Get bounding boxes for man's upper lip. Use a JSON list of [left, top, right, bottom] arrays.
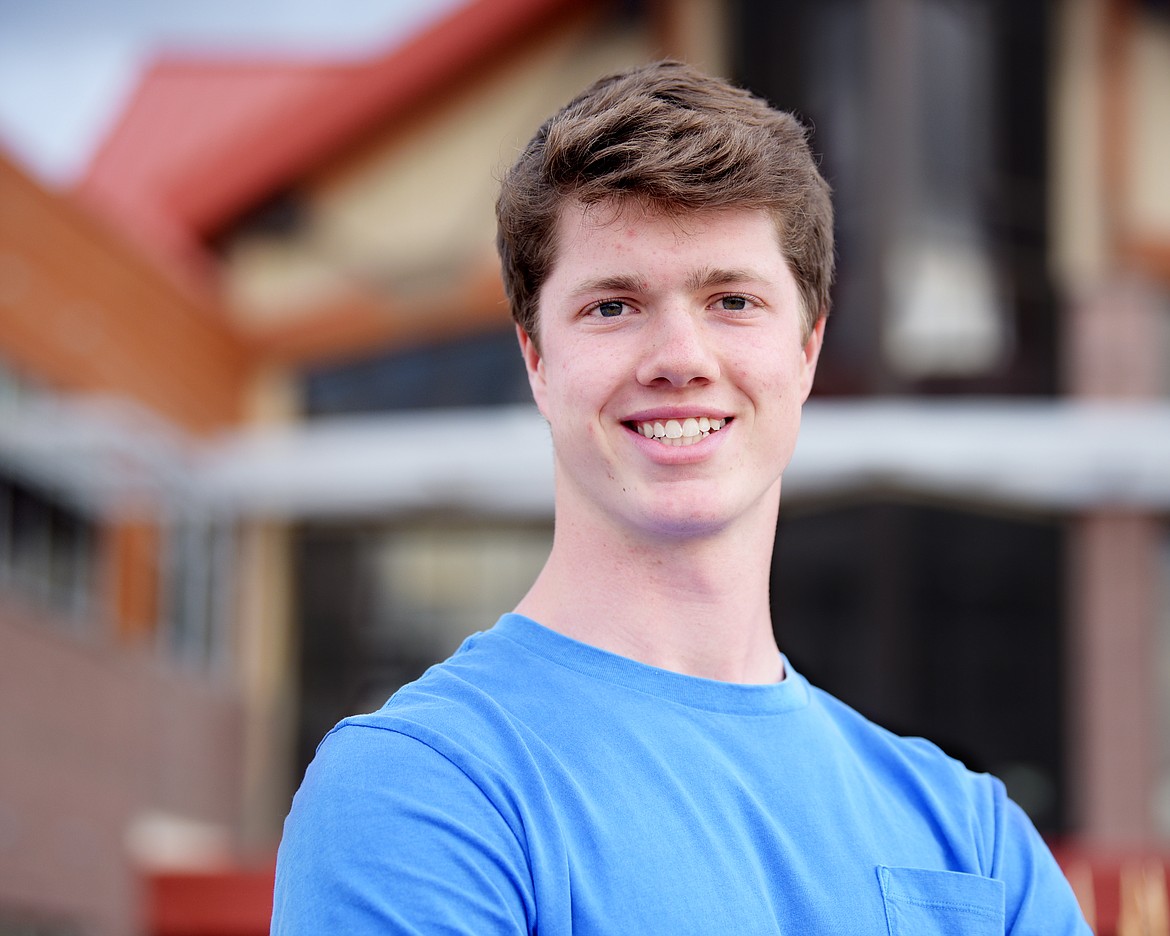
[[623, 406, 734, 423]]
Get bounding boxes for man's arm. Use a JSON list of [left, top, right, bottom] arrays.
[[271, 723, 533, 935], [996, 793, 1092, 935]]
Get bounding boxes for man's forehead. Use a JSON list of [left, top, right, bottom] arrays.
[[555, 198, 776, 239], [547, 200, 785, 280]]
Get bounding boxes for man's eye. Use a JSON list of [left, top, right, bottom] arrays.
[[595, 301, 626, 317], [719, 295, 748, 311]]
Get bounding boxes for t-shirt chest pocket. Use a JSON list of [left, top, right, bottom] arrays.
[[878, 866, 1006, 935]]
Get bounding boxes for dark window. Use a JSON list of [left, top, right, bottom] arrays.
[[772, 501, 1067, 832], [733, 0, 1056, 395], [161, 516, 235, 670], [0, 472, 96, 625], [292, 518, 550, 779], [303, 329, 531, 417]]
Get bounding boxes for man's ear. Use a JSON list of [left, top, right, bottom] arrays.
[[798, 314, 827, 404], [516, 324, 548, 417]]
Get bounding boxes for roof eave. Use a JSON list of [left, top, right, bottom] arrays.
[[166, 0, 596, 240]]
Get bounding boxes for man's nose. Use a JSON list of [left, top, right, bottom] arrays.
[[635, 307, 720, 387]]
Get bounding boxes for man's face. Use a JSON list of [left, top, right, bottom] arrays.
[[519, 201, 824, 542]]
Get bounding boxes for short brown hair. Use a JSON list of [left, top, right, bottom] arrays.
[[495, 60, 834, 342]]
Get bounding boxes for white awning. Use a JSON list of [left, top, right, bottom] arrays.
[[3, 398, 1170, 519]]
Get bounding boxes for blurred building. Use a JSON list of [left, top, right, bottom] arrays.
[[1, 0, 1168, 933], [0, 153, 251, 934]]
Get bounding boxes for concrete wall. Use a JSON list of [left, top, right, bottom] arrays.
[[0, 599, 245, 936]]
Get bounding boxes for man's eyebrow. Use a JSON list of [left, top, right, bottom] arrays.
[[685, 267, 764, 291], [570, 273, 647, 296], [571, 268, 766, 296]]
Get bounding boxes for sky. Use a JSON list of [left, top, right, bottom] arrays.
[[0, 0, 464, 187]]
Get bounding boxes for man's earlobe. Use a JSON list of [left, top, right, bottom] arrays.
[[517, 324, 541, 373], [799, 314, 827, 402], [517, 324, 547, 413]]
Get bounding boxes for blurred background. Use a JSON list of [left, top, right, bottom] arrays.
[[1, 0, 1168, 933]]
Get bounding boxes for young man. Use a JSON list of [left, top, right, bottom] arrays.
[[271, 61, 1089, 934]]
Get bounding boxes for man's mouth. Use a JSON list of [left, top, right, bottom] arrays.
[[627, 416, 729, 447]]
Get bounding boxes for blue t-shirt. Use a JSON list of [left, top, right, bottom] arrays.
[[272, 613, 1089, 934]]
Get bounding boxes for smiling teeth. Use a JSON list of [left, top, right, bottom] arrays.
[[634, 417, 726, 446]]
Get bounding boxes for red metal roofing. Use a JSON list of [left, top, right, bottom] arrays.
[[76, 0, 590, 261], [78, 57, 365, 278]]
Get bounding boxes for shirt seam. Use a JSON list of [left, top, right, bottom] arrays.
[[492, 627, 807, 718]]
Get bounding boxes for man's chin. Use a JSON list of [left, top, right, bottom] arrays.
[[624, 498, 739, 541]]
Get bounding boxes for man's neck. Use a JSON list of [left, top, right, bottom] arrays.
[[514, 497, 784, 685]]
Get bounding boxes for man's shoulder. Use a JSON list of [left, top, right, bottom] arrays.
[[314, 620, 553, 779], [806, 681, 1001, 809]]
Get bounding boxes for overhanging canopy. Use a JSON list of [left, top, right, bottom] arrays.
[[2, 398, 1169, 520]]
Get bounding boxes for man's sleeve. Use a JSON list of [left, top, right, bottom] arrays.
[[270, 722, 534, 936], [996, 792, 1092, 935]]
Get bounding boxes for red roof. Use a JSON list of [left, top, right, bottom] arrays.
[[76, 0, 589, 275], [78, 57, 366, 279]]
